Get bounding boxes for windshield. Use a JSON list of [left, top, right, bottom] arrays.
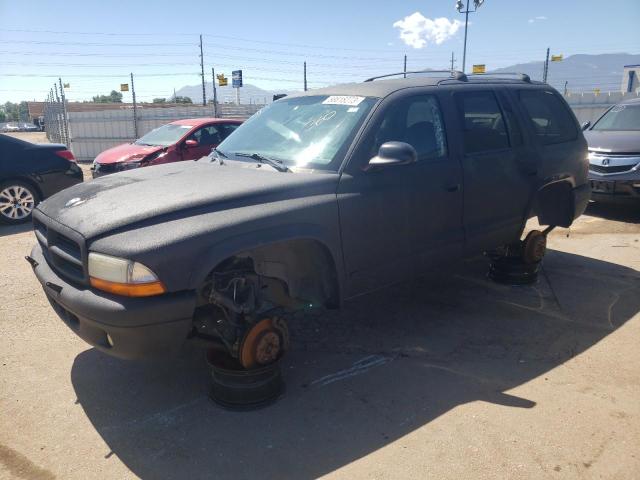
[[592, 104, 640, 131], [216, 95, 378, 170], [135, 124, 192, 146]]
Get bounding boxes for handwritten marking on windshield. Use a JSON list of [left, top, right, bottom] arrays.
[[303, 110, 337, 130]]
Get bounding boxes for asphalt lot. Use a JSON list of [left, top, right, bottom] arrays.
[[1, 134, 639, 479]]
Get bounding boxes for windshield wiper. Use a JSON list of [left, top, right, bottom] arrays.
[[233, 152, 290, 172], [210, 147, 228, 165]]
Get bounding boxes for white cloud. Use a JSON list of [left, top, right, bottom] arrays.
[[393, 12, 463, 49], [528, 15, 548, 23]]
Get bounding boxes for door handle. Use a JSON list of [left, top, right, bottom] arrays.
[[446, 184, 460, 192]]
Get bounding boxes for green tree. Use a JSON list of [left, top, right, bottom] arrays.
[[91, 90, 123, 103], [173, 96, 192, 104], [0, 110, 5, 122], [2, 101, 29, 122], [152, 98, 166, 103]]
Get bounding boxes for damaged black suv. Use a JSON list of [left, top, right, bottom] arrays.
[[28, 71, 590, 369]]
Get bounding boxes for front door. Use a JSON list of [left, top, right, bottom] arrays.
[[183, 123, 238, 160], [337, 91, 463, 298]]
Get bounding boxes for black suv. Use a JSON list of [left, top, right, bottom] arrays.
[[28, 71, 589, 369], [584, 97, 640, 203]]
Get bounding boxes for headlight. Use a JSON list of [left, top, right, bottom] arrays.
[[120, 161, 142, 170], [88, 252, 166, 297]]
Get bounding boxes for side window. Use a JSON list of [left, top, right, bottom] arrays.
[[219, 123, 240, 140], [190, 125, 222, 145], [497, 91, 523, 147], [518, 90, 578, 145], [372, 95, 447, 161], [457, 91, 509, 154]]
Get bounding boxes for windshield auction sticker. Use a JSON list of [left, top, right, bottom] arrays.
[[322, 96, 365, 106]]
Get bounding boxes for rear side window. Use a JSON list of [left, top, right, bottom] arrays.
[[518, 90, 577, 145], [497, 91, 523, 147], [456, 91, 509, 154], [219, 123, 240, 139]]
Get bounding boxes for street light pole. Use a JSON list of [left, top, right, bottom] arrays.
[[462, 0, 470, 73], [457, 0, 485, 73]]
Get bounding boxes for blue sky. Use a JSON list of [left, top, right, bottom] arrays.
[[0, 0, 638, 103]]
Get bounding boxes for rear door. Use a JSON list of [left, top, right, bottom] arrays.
[[338, 90, 463, 297], [453, 88, 534, 253]]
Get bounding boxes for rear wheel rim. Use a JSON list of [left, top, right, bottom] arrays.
[[0, 185, 35, 220]]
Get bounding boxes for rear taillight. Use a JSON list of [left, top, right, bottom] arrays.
[[55, 149, 76, 162]]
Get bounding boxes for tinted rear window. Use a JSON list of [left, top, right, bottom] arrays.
[[457, 91, 509, 154], [518, 90, 577, 145]]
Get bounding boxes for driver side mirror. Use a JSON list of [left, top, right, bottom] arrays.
[[184, 139, 199, 148], [365, 141, 417, 171], [581, 121, 591, 131]]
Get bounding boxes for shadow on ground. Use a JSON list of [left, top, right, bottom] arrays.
[[71, 250, 640, 479], [585, 202, 640, 224], [0, 222, 31, 238]]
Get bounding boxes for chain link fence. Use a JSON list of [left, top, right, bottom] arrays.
[[43, 99, 264, 162]]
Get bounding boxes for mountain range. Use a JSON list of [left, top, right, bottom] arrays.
[[173, 53, 639, 103]]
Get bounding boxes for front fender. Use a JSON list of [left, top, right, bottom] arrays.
[[188, 223, 346, 299]]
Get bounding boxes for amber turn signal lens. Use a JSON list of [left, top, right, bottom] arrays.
[[90, 277, 166, 297]]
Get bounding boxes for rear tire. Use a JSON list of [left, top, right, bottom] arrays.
[[522, 230, 547, 264], [0, 180, 40, 225]]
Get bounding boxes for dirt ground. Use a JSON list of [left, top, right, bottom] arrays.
[[0, 133, 639, 479]]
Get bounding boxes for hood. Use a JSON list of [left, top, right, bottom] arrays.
[[36, 161, 339, 239], [584, 130, 640, 154], [94, 143, 164, 164]]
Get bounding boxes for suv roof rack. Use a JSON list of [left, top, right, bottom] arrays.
[[465, 72, 531, 83], [364, 70, 467, 82]]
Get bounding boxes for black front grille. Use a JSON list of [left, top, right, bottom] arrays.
[[33, 217, 86, 284], [589, 164, 637, 174], [94, 163, 124, 175]]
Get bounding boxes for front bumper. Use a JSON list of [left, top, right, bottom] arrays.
[[29, 243, 197, 359], [588, 172, 640, 203], [91, 161, 141, 178]]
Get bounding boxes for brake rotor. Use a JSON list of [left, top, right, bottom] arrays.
[[239, 317, 289, 369], [522, 230, 547, 264]]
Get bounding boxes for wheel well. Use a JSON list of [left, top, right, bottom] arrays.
[[0, 177, 43, 201], [207, 239, 340, 309], [534, 181, 575, 228]]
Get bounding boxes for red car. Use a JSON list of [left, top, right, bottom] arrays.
[[91, 118, 242, 178]]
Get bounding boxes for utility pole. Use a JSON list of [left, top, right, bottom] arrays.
[[403, 54, 407, 78], [304, 61, 308, 91], [54, 84, 62, 144], [564, 80, 568, 96], [199, 34, 206, 106], [131, 72, 138, 139], [211, 67, 218, 117], [543, 47, 550, 83], [450, 51, 456, 71], [58, 78, 70, 148]]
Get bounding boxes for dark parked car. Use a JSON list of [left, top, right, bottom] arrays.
[[28, 71, 589, 370], [91, 118, 242, 177], [584, 97, 640, 203], [0, 134, 83, 225]]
